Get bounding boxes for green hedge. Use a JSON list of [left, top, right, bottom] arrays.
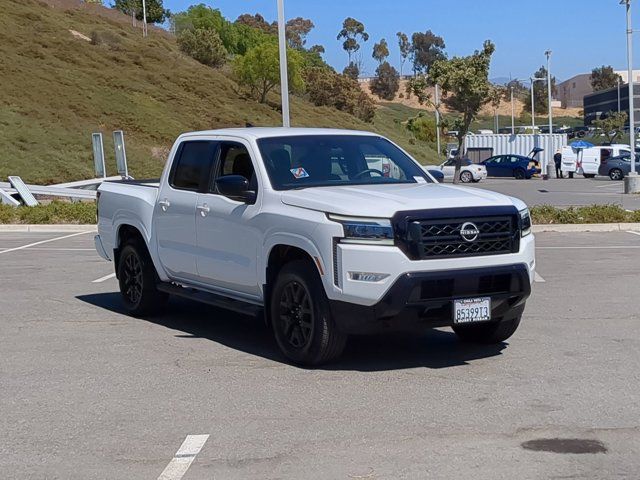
[[531, 205, 640, 224], [1, 202, 640, 225], [0, 201, 96, 224]]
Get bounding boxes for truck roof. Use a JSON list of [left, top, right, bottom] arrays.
[[178, 127, 379, 140]]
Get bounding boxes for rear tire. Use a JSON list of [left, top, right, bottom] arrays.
[[609, 168, 623, 181], [453, 316, 521, 344], [514, 169, 526, 180], [117, 242, 167, 317], [270, 260, 347, 366], [459, 171, 473, 183]]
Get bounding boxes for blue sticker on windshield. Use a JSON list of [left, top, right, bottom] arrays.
[[290, 167, 309, 179]]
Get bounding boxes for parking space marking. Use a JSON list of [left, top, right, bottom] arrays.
[[627, 231, 640, 237], [534, 272, 546, 283], [157, 434, 209, 480], [0, 231, 93, 255], [594, 183, 622, 188], [26, 248, 95, 251], [92, 273, 116, 283]]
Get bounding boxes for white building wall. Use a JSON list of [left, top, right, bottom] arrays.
[[464, 134, 568, 167]]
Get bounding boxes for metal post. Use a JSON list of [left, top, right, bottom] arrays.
[[277, 0, 290, 128], [545, 50, 553, 179], [624, 0, 637, 182], [435, 84, 441, 160], [510, 87, 515, 134], [142, 0, 147, 37], [530, 78, 536, 130]]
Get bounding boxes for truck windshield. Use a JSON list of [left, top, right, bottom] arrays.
[[256, 135, 431, 190]]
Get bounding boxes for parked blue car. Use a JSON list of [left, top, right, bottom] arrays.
[[481, 154, 539, 179]]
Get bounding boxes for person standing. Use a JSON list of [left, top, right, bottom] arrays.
[[554, 150, 563, 178]]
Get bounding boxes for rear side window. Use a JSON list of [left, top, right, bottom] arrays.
[[171, 141, 216, 191]]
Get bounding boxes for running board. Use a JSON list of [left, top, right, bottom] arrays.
[[157, 282, 263, 317]]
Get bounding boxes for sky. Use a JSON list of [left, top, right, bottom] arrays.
[[162, 0, 640, 82]]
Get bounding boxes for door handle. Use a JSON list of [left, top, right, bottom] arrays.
[[158, 199, 171, 211], [197, 204, 210, 216]]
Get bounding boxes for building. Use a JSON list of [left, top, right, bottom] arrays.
[[583, 83, 640, 126], [555, 69, 640, 109]]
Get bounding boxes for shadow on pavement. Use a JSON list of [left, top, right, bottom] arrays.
[[76, 292, 507, 372]]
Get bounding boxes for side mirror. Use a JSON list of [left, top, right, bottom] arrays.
[[215, 175, 256, 203], [427, 169, 445, 183]]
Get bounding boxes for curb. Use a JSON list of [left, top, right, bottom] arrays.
[[0, 224, 97, 233], [532, 223, 640, 233]]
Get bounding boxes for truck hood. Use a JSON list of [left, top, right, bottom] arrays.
[[280, 183, 520, 217]]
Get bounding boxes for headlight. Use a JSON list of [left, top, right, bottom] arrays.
[[520, 208, 532, 237], [328, 214, 394, 245]]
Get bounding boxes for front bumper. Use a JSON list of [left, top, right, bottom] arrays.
[[329, 263, 531, 335]]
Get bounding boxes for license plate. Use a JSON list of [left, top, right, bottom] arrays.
[[453, 297, 491, 324]]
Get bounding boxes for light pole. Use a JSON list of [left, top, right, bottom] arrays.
[[530, 77, 545, 130], [510, 86, 515, 133], [142, 0, 147, 37], [435, 84, 441, 160], [545, 50, 553, 179], [617, 76, 622, 113], [621, 0, 638, 192], [277, 0, 290, 127]]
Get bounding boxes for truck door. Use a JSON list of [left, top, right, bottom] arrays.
[[155, 140, 217, 282], [195, 139, 262, 299]]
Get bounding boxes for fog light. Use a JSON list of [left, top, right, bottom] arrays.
[[348, 272, 389, 282]]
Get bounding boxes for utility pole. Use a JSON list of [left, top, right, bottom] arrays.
[[618, 76, 622, 113], [277, 0, 290, 127], [435, 84, 441, 160], [545, 50, 553, 180], [142, 0, 147, 37], [510, 86, 515, 134], [622, 0, 639, 193]]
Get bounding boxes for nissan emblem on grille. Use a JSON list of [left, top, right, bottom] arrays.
[[459, 222, 480, 242]]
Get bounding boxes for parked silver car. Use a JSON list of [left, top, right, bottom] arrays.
[[597, 152, 640, 180]]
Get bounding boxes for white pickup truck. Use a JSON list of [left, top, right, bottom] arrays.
[[95, 128, 535, 365]]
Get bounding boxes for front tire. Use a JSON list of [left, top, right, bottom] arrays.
[[117, 242, 167, 316], [459, 170, 473, 183], [453, 316, 521, 344], [270, 260, 347, 366]]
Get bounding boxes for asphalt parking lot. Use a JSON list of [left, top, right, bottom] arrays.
[[467, 177, 640, 210], [1, 230, 640, 479]]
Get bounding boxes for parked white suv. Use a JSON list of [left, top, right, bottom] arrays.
[[426, 158, 488, 183], [95, 128, 535, 365]]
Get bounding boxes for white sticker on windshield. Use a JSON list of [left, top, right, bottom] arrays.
[[414, 176, 427, 183], [290, 167, 309, 179]]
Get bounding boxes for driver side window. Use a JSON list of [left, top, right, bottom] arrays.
[[211, 142, 257, 193]]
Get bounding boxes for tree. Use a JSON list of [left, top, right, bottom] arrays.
[[177, 28, 227, 68], [372, 38, 389, 64], [593, 111, 628, 143], [309, 45, 325, 55], [505, 78, 527, 98], [343, 62, 359, 80], [404, 75, 431, 105], [233, 42, 303, 103], [235, 13, 276, 34], [590, 65, 622, 92], [410, 30, 446, 74], [304, 67, 376, 122], [286, 17, 314, 49], [114, 0, 169, 24], [523, 66, 555, 115], [430, 40, 496, 182], [396, 32, 410, 77], [337, 17, 369, 63], [370, 61, 400, 100]]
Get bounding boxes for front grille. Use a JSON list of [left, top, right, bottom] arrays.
[[407, 216, 518, 259]]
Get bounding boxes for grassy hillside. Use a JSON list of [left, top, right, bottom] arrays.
[[0, 0, 439, 184]]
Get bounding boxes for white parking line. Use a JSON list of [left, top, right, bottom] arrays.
[[534, 272, 546, 283], [538, 245, 640, 249], [627, 230, 640, 237], [0, 231, 92, 255], [25, 248, 95, 251], [92, 273, 116, 283], [157, 435, 209, 480], [594, 183, 622, 188]]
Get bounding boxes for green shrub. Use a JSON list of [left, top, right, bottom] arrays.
[[0, 201, 96, 224], [177, 28, 227, 68], [406, 114, 437, 142], [530, 204, 639, 224]]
